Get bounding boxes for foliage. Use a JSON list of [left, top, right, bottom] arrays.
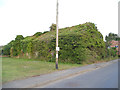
[[3, 22, 111, 64], [43, 31, 49, 34], [0, 46, 3, 55], [15, 35, 24, 41], [107, 47, 117, 57], [105, 33, 119, 57], [105, 33, 119, 42], [33, 32, 43, 37], [5, 35, 24, 57], [50, 23, 56, 31], [2, 40, 14, 56]]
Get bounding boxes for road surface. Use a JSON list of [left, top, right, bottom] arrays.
[[41, 60, 118, 88]]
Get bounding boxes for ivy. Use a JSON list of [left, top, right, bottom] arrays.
[[3, 22, 116, 64]]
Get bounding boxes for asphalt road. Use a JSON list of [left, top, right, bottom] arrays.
[[42, 61, 118, 88]]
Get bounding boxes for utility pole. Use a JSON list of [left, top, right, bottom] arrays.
[[56, 0, 59, 69]]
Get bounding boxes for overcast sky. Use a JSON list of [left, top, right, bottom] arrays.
[[0, 0, 119, 45]]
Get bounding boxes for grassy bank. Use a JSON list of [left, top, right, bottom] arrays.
[[2, 57, 81, 83], [2, 56, 118, 83]]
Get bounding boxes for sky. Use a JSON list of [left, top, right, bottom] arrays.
[[0, 0, 119, 46]]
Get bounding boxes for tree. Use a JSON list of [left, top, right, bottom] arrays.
[[50, 24, 56, 31], [105, 33, 119, 57], [105, 33, 120, 48], [105, 33, 119, 42], [2, 40, 14, 55]]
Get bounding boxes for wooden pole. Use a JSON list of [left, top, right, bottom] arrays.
[[56, 0, 59, 69]]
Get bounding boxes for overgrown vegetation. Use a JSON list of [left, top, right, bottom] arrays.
[[2, 22, 118, 64], [33, 32, 43, 37]]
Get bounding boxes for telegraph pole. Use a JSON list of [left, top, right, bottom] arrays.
[[56, 0, 59, 69]]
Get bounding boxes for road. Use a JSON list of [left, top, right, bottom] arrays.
[[41, 61, 118, 88]]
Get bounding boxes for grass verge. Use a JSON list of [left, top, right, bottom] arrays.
[[2, 56, 118, 83], [2, 57, 81, 83]]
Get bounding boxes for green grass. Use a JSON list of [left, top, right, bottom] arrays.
[[2, 57, 81, 83]]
